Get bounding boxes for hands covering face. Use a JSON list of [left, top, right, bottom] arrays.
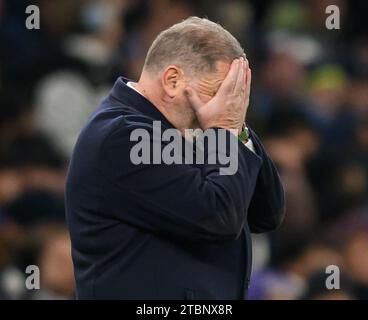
[[185, 57, 251, 135]]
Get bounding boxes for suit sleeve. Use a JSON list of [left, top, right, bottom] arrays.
[[246, 129, 286, 233], [100, 122, 263, 243]]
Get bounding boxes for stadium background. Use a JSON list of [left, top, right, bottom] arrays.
[[0, 0, 367, 300]]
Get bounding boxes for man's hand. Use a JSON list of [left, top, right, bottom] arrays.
[[185, 57, 251, 135]]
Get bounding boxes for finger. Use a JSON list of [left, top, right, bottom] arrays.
[[234, 58, 246, 94], [242, 59, 249, 96], [184, 87, 204, 112], [245, 67, 252, 98], [217, 58, 240, 94]]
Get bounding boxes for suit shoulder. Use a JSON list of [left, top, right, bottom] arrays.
[[85, 96, 156, 139]]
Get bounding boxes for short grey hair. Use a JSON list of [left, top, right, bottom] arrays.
[[143, 16, 245, 76]]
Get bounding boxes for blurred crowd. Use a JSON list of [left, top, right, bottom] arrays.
[[0, 0, 367, 300]]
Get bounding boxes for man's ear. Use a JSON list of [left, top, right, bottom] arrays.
[[161, 66, 183, 98]]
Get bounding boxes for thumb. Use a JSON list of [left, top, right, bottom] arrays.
[[184, 87, 203, 112]]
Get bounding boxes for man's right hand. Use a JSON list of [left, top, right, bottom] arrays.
[[185, 57, 251, 135]]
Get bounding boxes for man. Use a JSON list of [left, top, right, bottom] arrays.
[[65, 17, 285, 299]]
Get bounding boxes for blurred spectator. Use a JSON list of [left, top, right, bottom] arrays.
[[0, 223, 73, 299], [343, 231, 368, 299], [0, 0, 367, 300], [249, 269, 306, 300], [117, 0, 201, 80], [31, 224, 74, 299], [302, 271, 355, 300]]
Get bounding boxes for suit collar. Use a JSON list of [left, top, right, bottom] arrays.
[[109, 77, 174, 129]]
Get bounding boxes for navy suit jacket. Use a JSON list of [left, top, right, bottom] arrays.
[[65, 77, 285, 299]]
